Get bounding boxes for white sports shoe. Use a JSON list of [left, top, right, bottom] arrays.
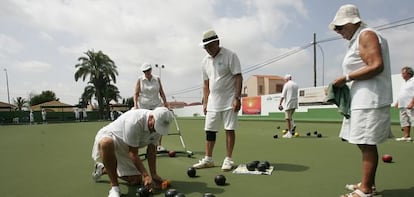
[[157, 145, 167, 152], [108, 187, 121, 197], [282, 132, 293, 138], [395, 137, 412, 142], [221, 158, 234, 171], [193, 158, 214, 169], [92, 162, 104, 182]]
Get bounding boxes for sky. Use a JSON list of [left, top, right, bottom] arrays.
[[1, 0, 414, 105]]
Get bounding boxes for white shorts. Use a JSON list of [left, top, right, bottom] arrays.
[[339, 106, 392, 145], [204, 109, 238, 131], [399, 108, 414, 127], [91, 129, 140, 177], [284, 109, 295, 119]]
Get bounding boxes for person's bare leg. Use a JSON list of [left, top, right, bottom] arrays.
[[99, 137, 119, 187], [403, 126, 410, 138], [225, 130, 235, 158], [286, 119, 292, 131], [358, 144, 377, 194], [206, 140, 215, 157]]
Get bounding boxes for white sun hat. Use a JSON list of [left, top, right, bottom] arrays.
[[141, 63, 152, 72], [199, 29, 220, 46], [329, 4, 363, 30]]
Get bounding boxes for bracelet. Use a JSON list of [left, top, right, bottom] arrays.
[[345, 74, 352, 82]]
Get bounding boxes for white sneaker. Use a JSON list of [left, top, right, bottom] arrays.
[[157, 145, 167, 152], [193, 157, 214, 169], [396, 137, 412, 141], [221, 158, 234, 171], [282, 132, 292, 138], [108, 187, 120, 197], [92, 162, 104, 182]]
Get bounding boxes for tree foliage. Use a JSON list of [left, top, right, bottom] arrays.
[[74, 50, 119, 119], [13, 97, 29, 111], [29, 90, 58, 106]]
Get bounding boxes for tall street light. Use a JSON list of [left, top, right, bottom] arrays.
[[3, 68, 10, 104], [316, 44, 325, 86], [155, 64, 165, 79]]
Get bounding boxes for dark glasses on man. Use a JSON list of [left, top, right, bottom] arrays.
[[334, 25, 345, 31]]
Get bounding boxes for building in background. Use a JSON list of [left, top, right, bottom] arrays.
[[243, 75, 285, 97]]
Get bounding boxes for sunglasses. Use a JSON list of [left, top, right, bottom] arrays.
[[334, 25, 345, 31]]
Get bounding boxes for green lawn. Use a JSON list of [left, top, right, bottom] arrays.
[[0, 119, 413, 197]]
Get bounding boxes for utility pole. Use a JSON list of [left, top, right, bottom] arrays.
[[313, 33, 317, 87]]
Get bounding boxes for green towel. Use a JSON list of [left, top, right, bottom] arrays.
[[326, 83, 351, 119]]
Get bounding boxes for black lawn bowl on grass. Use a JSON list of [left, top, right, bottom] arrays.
[[136, 186, 151, 197], [214, 174, 227, 186], [257, 162, 267, 172], [165, 188, 178, 197], [186, 167, 196, 177], [246, 162, 256, 171]]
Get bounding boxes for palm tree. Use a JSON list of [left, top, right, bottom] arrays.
[[81, 82, 121, 118], [103, 84, 122, 117], [13, 97, 28, 111], [81, 84, 96, 108], [74, 50, 118, 119]]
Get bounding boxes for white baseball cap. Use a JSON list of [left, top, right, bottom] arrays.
[[329, 4, 363, 30], [152, 107, 173, 136], [199, 30, 219, 46]]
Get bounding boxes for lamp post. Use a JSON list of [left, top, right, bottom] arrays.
[[154, 64, 165, 79], [316, 44, 325, 86], [3, 68, 10, 104]]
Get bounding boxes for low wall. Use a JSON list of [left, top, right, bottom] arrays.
[[172, 104, 400, 124]]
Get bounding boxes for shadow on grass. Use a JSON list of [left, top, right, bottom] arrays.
[[125, 180, 225, 197], [272, 162, 309, 172], [379, 187, 414, 197]]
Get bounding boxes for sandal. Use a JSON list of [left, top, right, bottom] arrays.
[[341, 189, 373, 197], [345, 182, 377, 195]]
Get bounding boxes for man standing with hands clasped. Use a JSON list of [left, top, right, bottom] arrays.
[[279, 74, 299, 138], [193, 29, 243, 171], [394, 66, 414, 142]]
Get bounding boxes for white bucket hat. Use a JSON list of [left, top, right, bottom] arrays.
[[141, 63, 152, 72], [199, 30, 219, 46], [152, 107, 173, 136], [329, 4, 363, 30]]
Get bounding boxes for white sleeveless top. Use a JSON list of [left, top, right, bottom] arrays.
[[342, 26, 392, 109], [138, 75, 162, 110]]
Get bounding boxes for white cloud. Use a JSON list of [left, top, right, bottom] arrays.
[[0, 34, 23, 55], [16, 60, 53, 72]]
